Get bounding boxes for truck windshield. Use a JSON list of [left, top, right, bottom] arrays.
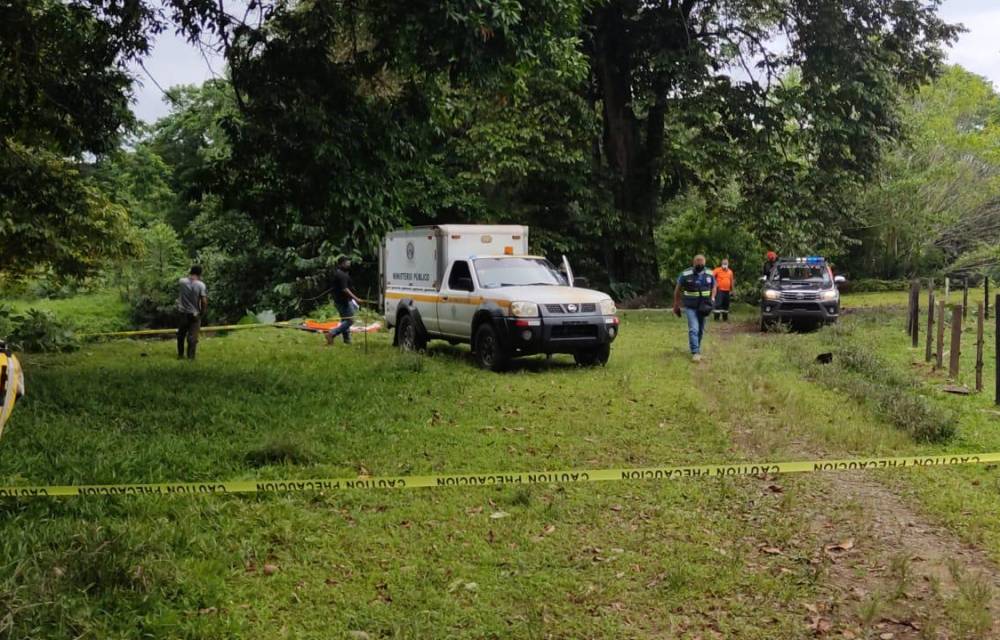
[[772, 264, 831, 284], [474, 258, 564, 288]]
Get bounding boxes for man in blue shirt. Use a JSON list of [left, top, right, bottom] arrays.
[[672, 254, 717, 362]]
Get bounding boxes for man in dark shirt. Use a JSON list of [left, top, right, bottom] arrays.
[[325, 257, 363, 345]]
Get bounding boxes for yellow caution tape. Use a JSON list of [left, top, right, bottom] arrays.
[[2, 452, 999, 498], [81, 322, 294, 338]]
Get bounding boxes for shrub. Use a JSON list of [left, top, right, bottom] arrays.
[[0, 306, 79, 353]]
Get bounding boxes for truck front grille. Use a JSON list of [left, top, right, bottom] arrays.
[[779, 291, 820, 301], [545, 303, 598, 314]]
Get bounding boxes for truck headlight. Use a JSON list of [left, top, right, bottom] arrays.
[[510, 301, 539, 317], [763, 289, 780, 301], [599, 299, 617, 316], [820, 290, 839, 301]]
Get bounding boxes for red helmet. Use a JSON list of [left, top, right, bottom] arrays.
[[766, 251, 777, 261]]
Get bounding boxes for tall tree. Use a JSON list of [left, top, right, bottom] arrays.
[[0, 0, 159, 279], [585, 0, 959, 288]]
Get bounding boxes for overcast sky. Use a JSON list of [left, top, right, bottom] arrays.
[[130, 0, 1000, 123]]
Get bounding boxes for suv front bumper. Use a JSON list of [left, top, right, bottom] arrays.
[[761, 299, 840, 322], [501, 315, 619, 355]]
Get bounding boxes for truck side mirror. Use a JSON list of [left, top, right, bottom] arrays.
[[455, 277, 475, 292], [834, 275, 846, 285], [573, 277, 590, 288]]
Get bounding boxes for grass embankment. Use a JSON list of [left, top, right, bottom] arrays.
[[3, 294, 1000, 638], [7, 291, 130, 333]]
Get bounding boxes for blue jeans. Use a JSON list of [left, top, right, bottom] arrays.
[[683, 307, 708, 354], [327, 301, 354, 343]]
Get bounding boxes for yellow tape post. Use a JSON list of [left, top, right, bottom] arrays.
[[3, 452, 999, 498]]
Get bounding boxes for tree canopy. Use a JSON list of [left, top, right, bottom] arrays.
[[1, 0, 975, 317]]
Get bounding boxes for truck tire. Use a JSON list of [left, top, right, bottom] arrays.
[[397, 314, 426, 351], [474, 323, 509, 371], [574, 344, 610, 367]]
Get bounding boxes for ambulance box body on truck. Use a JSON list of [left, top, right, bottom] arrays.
[[381, 225, 619, 370]]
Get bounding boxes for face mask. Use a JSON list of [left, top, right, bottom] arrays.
[[722, 263, 729, 269], [694, 264, 705, 273]]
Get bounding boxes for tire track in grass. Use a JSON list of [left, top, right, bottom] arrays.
[[700, 321, 1000, 639]]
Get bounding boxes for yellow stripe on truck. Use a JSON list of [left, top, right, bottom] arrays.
[[385, 292, 511, 309]]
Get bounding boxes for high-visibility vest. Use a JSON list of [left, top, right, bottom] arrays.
[[679, 268, 714, 308]]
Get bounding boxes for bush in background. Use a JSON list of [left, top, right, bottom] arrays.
[[0, 305, 79, 353]]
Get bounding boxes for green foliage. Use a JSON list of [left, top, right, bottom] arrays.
[[109, 223, 187, 328], [849, 66, 1000, 278], [0, 0, 156, 278], [0, 305, 78, 353], [655, 190, 764, 287]]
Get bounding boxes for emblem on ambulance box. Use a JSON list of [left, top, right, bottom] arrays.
[[406, 241, 415, 260]]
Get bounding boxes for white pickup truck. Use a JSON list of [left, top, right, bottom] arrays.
[[380, 225, 620, 370]]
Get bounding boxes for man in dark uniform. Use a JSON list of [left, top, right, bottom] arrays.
[[672, 254, 717, 362], [325, 256, 363, 346]]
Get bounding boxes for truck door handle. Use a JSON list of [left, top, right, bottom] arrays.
[[441, 296, 449, 301]]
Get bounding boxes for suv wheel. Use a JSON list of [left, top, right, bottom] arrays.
[[474, 323, 509, 371], [397, 314, 425, 351], [574, 344, 610, 367]]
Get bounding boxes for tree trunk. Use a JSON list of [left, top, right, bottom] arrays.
[[587, 1, 671, 292]]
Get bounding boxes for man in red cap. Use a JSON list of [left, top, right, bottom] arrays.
[[762, 251, 778, 279]]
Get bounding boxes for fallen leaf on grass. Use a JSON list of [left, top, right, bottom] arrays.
[[609, 504, 623, 512], [262, 563, 279, 576], [824, 539, 855, 554], [760, 546, 783, 555], [767, 484, 784, 493], [466, 506, 483, 515], [490, 511, 510, 520], [806, 616, 832, 634]]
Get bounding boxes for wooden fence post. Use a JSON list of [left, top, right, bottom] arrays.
[[906, 282, 914, 335], [925, 288, 935, 362], [950, 305, 963, 379], [936, 300, 946, 371], [976, 302, 985, 392], [945, 276, 950, 303], [912, 281, 920, 348], [963, 279, 969, 322], [986, 276, 990, 320]]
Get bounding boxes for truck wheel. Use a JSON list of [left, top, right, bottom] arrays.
[[474, 323, 509, 371], [574, 344, 610, 366], [397, 314, 425, 351]]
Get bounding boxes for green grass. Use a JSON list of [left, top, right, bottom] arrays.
[[7, 291, 130, 333], [1, 313, 833, 639], [4, 301, 1000, 638]]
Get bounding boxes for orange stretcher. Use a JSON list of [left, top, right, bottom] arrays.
[[299, 320, 382, 333]]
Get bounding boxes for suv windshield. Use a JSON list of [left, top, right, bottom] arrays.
[[770, 263, 831, 284], [474, 257, 564, 288]]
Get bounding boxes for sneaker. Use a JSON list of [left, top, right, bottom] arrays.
[[324, 333, 334, 346], [692, 353, 702, 362]]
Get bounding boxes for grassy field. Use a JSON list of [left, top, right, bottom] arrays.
[[3, 294, 1000, 638]]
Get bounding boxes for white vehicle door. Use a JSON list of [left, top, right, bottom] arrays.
[[438, 260, 477, 339]]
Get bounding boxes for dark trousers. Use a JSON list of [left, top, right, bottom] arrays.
[[326, 301, 354, 343], [177, 313, 201, 359], [713, 291, 731, 321]]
